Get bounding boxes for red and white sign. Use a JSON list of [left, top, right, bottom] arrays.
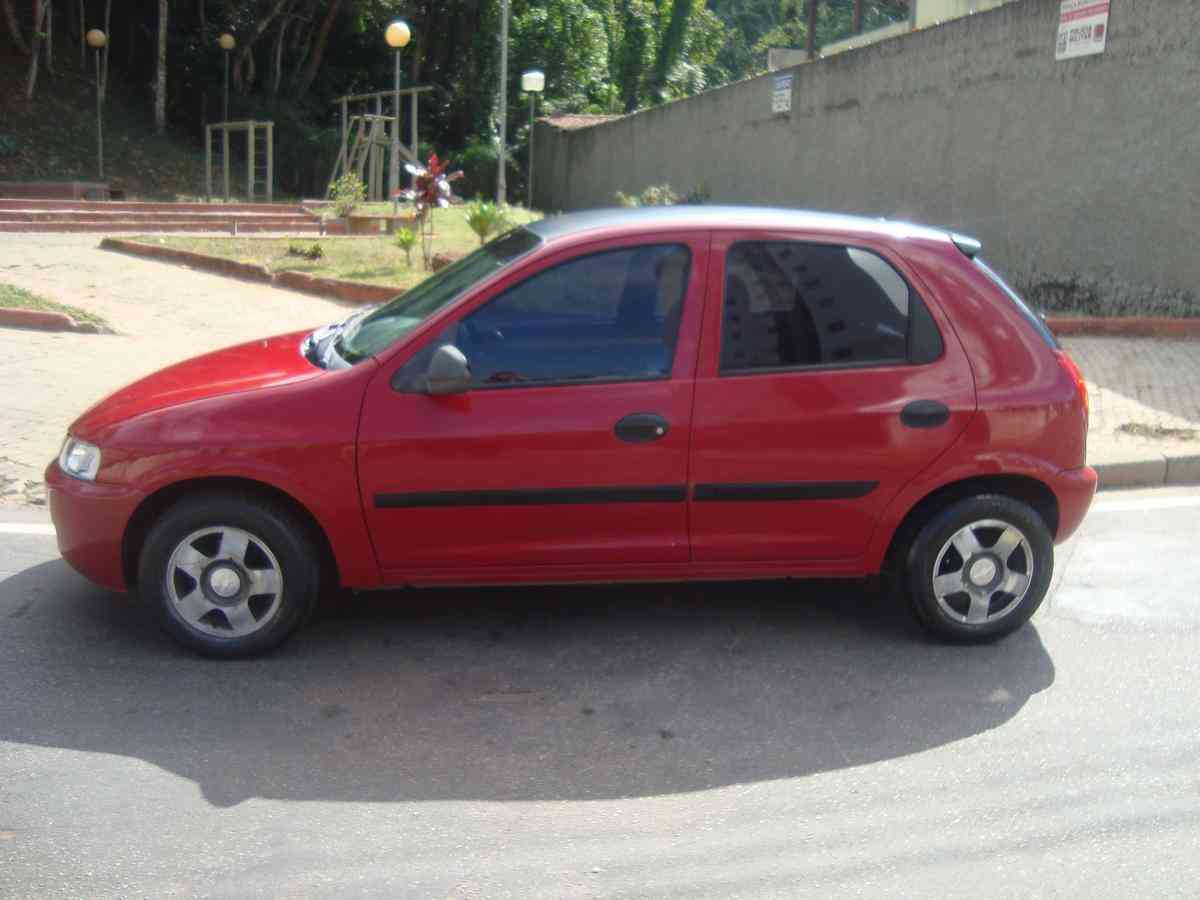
[[1056, 0, 1110, 61]]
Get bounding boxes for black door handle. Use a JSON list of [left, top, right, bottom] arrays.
[[901, 400, 951, 429], [615, 413, 670, 444]]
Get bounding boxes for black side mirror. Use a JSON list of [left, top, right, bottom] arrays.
[[425, 344, 472, 395]]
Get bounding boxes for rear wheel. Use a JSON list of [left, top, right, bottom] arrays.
[[138, 494, 320, 658], [905, 494, 1053, 643]]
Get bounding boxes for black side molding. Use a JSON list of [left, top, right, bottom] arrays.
[[376, 485, 687, 508], [693, 481, 878, 502]]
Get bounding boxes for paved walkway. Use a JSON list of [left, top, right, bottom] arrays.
[[1, 234, 1197, 508]]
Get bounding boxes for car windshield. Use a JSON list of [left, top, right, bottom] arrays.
[[335, 227, 542, 363]]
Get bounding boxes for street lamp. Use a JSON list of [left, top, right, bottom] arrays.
[[86, 29, 107, 179], [218, 33, 236, 122], [520, 70, 544, 211], [385, 20, 411, 200]]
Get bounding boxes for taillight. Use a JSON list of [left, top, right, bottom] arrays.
[[1055, 350, 1089, 419]]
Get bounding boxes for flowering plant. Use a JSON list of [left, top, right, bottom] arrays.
[[394, 153, 463, 269]]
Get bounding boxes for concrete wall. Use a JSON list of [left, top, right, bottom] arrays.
[[534, 0, 1200, 313]]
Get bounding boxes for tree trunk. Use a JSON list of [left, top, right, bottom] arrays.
[[231, 0, 292, 92], [24, 0, 48, 99], [154, 0, 168, 134], [197, 0, 205, 31], [43, 0, 52, 72], [2, 0, 29, 54], [78, 0, 84, 66], [293, 0, 341, 97], [270, 16, 289, 97]]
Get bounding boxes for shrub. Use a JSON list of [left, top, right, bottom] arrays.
[[393, 225, 417, 267], [287, 242, 323, 260], [613, 183, 680, 207], [329, 172, 365, 219], [0, 134, 17, 158], [464, 199, 511, 246]]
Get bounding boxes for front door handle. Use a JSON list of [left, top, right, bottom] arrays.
[[615, 413, 670, 444], [901, 400, 951, 429]]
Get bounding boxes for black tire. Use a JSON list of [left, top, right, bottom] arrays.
[[137, 493, 320, 658], [904, 494, 1053, 644]]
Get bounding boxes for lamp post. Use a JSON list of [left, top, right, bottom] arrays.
[[496, 0, 508, 205], [520, 70, 544, 211], [218, 33, 236, 122], [86, 29, 107, 179], [385, 20, 411, 200]]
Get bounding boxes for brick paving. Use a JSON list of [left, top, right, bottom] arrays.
[[1, 235, 1197, 509]]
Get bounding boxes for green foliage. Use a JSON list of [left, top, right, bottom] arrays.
[[393, 225, 418, 267], [464, 199, 512, 247], [615, 183, 681, 207], [287, 242, 324, 261], [0, 134, 17, 158], [330, 173, 365, 219]]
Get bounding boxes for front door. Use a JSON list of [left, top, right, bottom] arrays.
[[688, 232, 976, 563], [357, 234, 708, 579]]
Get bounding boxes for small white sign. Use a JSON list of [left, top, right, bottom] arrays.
[[772, 73, 793, 114], [1056, 0, 1110, 61]]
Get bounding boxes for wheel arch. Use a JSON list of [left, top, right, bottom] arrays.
[[881, 474, 1060, 575], [121, 476, 340, 592]]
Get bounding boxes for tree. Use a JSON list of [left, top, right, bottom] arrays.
[[1, 0, 28, 54], [155, 0, 168, 134], [24, 0, 49, 100]]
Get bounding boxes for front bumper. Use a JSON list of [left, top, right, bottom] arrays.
[[45, 461, 145, 592], [1050, 465, 1099, 544]]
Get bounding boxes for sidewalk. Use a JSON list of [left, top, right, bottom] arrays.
[[1061, 337, 1200, 487], [1, 234, 1197, 508]]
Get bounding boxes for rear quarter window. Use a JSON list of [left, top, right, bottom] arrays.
[[974, 259, 1060, 349]]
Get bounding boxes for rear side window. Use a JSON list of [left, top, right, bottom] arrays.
[[974, 258, 1060, 349], [720, 241, 941, 373]]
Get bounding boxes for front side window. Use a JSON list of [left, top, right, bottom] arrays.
[[401, 243, 691, 389], [720, 241, 936, 373]]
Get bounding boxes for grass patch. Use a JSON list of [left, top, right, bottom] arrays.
[[140, 206, 542, 291], [0, 282, 110, 330]]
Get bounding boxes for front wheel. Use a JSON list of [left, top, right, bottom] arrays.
[[905, 494, 1054, 643], [138, 494, 320, 658]]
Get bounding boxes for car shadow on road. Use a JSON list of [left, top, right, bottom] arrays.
[[0, 559, 1055, 808]]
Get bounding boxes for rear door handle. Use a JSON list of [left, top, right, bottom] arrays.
[[900, 400, 951, 429], [615, 413, 670, 444]]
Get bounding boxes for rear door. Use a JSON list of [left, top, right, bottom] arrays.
[[357, 233, 708, 578], [688, 231, 976, 563]]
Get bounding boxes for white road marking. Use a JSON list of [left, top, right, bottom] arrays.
[[1090, 495, 1200, 514], [0, 523, 57, 536]]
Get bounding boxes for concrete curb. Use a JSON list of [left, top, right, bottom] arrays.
[[100, 238, 273, 283], [0, 306, 100, 334], [1047, 317, 1200, 339], [1094, 454, 1200, 490], [100, 238, 388, 304]]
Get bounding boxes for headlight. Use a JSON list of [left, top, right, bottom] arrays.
[[58, 437, 102, 481]]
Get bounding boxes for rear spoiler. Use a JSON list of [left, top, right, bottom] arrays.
[[950, 233, 982, 258]]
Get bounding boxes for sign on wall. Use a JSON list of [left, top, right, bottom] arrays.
[[1056, 0, 1110, 61], [772, 73, 793, 114]]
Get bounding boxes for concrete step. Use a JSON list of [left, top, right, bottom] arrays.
[[0, 220, 327, 234], [0, 199, 311, 215]]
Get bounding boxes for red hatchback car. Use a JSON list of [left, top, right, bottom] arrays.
[[48, 207, 1095, 657]]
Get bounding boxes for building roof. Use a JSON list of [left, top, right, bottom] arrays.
[[540, 114, 622, 131]]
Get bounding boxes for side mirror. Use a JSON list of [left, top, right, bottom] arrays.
[[425, 344, 472, 395]]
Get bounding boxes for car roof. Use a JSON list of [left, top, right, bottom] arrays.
[[524, 205, 958, 247]]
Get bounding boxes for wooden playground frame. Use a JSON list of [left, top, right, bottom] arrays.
[[328, 86, 432, 202], [205, 120, 274, 202]]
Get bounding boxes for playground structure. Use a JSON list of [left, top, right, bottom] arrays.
[[327, 86, 432, 202], [205, 120, 275, 202]]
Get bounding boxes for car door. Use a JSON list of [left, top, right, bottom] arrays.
[[357, 233, 709, 580], [688, 230, 976, 563]]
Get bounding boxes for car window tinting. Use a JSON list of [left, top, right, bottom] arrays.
[[396, 244, 691, 390], [338, 228, 542, 362], [720, 242, 919, 372]]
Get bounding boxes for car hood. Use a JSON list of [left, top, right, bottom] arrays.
[[72, 330, 322, 436]]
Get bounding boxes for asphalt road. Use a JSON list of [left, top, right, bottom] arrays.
[[1, 487, 1198, 899]]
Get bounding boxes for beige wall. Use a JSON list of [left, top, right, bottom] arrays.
[[534, 0, 1200, 313]]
